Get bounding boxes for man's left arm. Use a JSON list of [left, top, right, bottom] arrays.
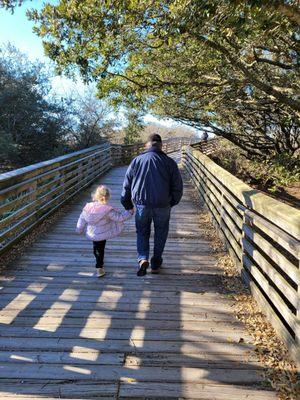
[[170, 161, 183, 207]]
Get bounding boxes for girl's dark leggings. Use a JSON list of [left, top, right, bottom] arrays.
[[93, 240, 106, 268]]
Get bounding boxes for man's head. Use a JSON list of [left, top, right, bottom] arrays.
[[146, 133, 163, 150]]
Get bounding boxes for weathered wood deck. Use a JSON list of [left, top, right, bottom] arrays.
[[0, 165, 277, 399]]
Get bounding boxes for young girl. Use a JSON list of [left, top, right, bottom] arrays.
[[76, 185, 133, 277]]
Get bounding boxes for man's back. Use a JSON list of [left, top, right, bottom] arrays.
[[121, 147, 183, 210]]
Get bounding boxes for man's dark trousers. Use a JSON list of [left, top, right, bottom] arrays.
[[135, 205, 171, 268]]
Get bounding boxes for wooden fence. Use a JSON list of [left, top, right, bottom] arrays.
[[0, 144, 111, 255], [191, 137, 220, 155], [182, 145, 300, 367], [111, 136, 198, 165]]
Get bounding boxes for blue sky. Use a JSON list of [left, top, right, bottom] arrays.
[[0, 1, 194, 129], [0, 1, 48, 61], [0, 1, 88, 96]]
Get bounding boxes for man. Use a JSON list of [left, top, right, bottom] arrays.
[[121, 133, 183, 276]]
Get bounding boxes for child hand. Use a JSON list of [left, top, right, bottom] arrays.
[[129, 209, 135, 215]]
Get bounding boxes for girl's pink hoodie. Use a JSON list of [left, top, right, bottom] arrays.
[[76, 202, 132, 241]]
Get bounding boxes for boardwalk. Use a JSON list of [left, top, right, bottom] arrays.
[[0, 164, 277, 399]]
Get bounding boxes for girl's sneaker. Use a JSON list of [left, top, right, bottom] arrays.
[[96, 267, 105, 277]]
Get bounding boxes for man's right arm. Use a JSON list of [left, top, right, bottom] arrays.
[[121, 161, 135, 210], [170, 160, 183, 207]]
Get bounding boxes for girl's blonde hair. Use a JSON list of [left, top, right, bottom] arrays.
[[92, 185, 111, 204]]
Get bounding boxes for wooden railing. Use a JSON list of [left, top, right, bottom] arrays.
[[111, 136, 198, 165], [182, 145, 300, 367], [0, 144, 111, 255], [191, 137, 220, 155]]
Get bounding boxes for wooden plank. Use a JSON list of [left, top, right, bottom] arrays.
[[0, 381, 117, 398], [0, 351, 123, 365], [0, 163, 111, 255], [125, 353, 260, 369], [0, 326, 251, 343], [0, 316, 243, 330], [0, 309, 238, 323], [119, 382, 276, 399], [0, 337, 256, 354], [0, 292, 235, 307], [0, 364, 265, 384], [0, 300, 235, 314]]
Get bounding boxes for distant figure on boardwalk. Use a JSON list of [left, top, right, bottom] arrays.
[[76, 185, 133, 277], [121, 134, 183, 276], [201, 131, 208, 142]]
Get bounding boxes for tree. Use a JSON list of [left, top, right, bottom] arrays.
[[0, 45, 70, 167], [123, 111, 143, 145], [67, 87, 119, 149], [142, 123, 197, 142], [0, 0, 25, 10], [3, 0, 300, 157]]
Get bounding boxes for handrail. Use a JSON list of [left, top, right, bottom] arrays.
[[182, 145, 300, 368]]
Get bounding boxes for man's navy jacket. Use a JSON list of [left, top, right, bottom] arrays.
[[121, 146, 183, 210]]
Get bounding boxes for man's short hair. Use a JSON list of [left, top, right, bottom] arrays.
[[147, 133, 162, 144]]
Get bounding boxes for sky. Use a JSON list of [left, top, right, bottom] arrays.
[[0, 1, 88, 96], [0, 1, 195, 130]]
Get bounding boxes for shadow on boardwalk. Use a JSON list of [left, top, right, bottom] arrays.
[[0, 166, 277, 399]]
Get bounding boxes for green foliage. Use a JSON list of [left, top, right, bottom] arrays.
[[67, 88, 118, 149], [0, 133, 18, 169], [24, 0, 299, 159], [212, 140, 300, 194], [249, 156, 300, 192], [123, 111, 143, 145], [0, 45, 71, 167], [0, 0, 25, 11]]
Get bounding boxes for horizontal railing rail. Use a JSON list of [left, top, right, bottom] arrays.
[[182, 145, 300, 368]]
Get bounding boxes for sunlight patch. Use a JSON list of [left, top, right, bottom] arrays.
[[33, 289, 78, 331], [0, 283, 47, 324], [10, 354, 34, 362], [97, 289, 122, 309], [69, 346, 99, 361], [130, 325, 145, 348], [63, 365, 91, 375], [59, 288, 80, 301], [77, 272, 94, 276]]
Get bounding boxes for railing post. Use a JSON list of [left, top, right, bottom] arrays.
[[31, 179, 38, 221]]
